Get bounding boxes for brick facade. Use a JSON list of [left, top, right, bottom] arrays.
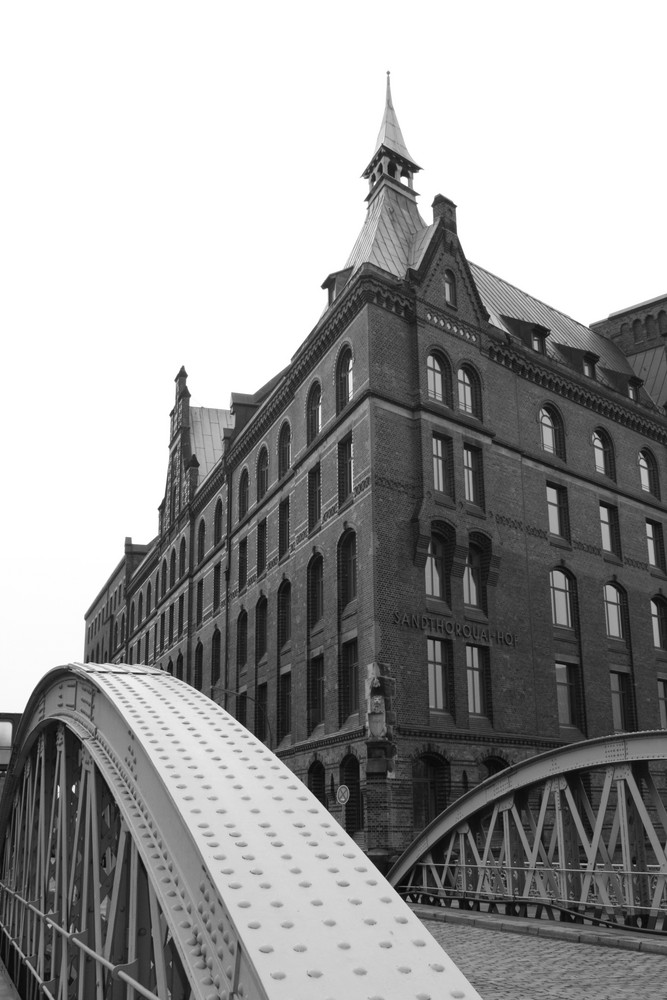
[[84, 85, 667, 868]]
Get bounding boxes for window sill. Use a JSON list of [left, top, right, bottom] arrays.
[[341, 600, 358, 622], [464, 608, 488, 624], [558, 724, 586, 743], [650, 566, 667, 579], [464, 503, 486, 519], [603, 552, 623, 565], [549, 535, 571, 550], [425, 597, 451, 615], [338, 495, 354, 514], [308, 522, 321, 537], [434, 492, 456, 509]]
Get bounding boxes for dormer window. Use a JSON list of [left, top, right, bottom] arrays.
[[583, 353, 598, 379], [532, 332, 546, 354], [628, 377, 642, 402]]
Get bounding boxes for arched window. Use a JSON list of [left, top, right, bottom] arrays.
[[255, 597, 268, 663], [121, 613, 126, 642], [539, 405, 565, 459], [550, 568, 575, 629], [197, 519, 206, 563], [138, 592, 143, 624], [130, 602, 135, 634], [336, 347, 353, 413], [463, 546, 482, 609], [427, 353, 444, 402], [169, 548, 176, 588], [214, 498, 223, 544], [146, 582, 152, 615], [161, 559, 167, 597], [211, 627, 221, 685], [412, 754, 449, 829], [278, 581, 291, 649], [194, 642, 203, 690], [340, 755, 363, 835], [167, 659, 173, 675], [236, 611, 248, 671], [604, 583, 627, 640], [425, 535, 447, 601], [659, 310, 667, 336], [238, 469, 249, 520], [651, 597, 667, 650], [592, 429, 615, 479], [176, 652, 183, 681], [307, 382, 322, 444], [278, 423, 291, 479], [457, 364, 482, 418], [338, 530, 357, 608], [308, 555, 324, 629], [257, 447, 269, 500], [179, 538, 187, 577], [639, 449, 660, 498], [632, 319, 643, 343], [443, 269, 457, 307], [307, 760, 326, 807]]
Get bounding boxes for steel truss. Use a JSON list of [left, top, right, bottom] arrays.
[[1, 663, 478, 1000], [389, 732, 667, 931]]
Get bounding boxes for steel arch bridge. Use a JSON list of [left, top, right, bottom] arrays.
[[0, 664, 480, 1000], [388, 731, 667, 931]]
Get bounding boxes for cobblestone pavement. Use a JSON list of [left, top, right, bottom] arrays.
[[424, 919, 667, 1000]]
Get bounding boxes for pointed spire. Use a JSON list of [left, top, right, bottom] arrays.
[[372, 71, 418, 164]]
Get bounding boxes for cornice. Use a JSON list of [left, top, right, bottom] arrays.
[[225, 273, 415, 470], [487, 341, 667, 444], [395, 725, 563, 751], [276, 726, 367, 759]]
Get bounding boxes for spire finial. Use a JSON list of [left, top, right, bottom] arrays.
[[368, 72, 419, 169]]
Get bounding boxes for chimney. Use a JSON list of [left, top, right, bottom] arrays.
[[432, 194, 457, 234]]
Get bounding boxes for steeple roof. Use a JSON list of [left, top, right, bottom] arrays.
[[368, 72, 420, 171]]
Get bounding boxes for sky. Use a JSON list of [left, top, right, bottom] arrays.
[[1, 1, 665, 713]]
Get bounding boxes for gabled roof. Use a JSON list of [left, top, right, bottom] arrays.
[[470, 262, 638, 386], [190, 407, 233, 480], [626, 345, 667, 408]]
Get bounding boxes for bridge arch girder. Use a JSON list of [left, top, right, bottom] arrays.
[[389, 731, 667, 930], [0, 662, 481, 1000]]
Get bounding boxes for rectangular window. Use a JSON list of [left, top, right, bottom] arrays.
[[340, 639, 359, 721], [610, 670, 633, 732], [278, 670, 292, 741], [428, 638, 453, 713], [238, 538, 247, 590], [546, 483, 569, 539], [658, 679, 667, 729], [308, 655, 325, 732], [154, 624, 159, 661], [463, 445, 484, 507], [279, 499, 290, 559], [600, 503, 621, 556], [168, 603, 174, 645], [308, 464, 322, 531], [255, 683, 268, 742], [160, 612, 165, 652], [196, 580, 203, 626], [178, 594, 184, 637], [338, 435, 353, 505], [213, 563, 221, 611], [646, 520, 665, 570], [432, 434, 453, 497], [144, 634, 150, 664], [466, 644, 491, 719], [257, 518, 267, 577], [555, 661, 583, 729]]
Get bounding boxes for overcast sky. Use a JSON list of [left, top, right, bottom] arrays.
[[1, 1, 665, 713]]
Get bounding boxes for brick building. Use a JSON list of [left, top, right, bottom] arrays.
[[84, 79, 667, 866]]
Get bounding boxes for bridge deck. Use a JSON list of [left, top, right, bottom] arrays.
[[0, 961, 19, 1000]]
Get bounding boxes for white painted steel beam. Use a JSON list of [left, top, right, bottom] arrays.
[[0, 663, 481, 1000]]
